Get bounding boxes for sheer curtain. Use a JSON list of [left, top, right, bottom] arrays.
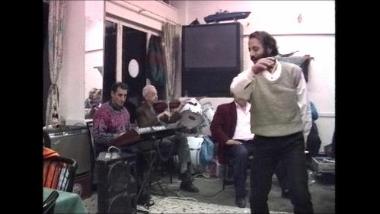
[[162, 23, 182, 99], [45, 1, 66, 126]]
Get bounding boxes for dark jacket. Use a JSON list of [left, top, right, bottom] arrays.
[[210, 102, 237, 164], [136, 102, 181, 128]]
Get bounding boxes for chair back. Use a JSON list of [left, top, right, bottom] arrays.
[[43, 190, 59, 214], [43, 129, 51, 147], [43, 156, 78, 192], [86, 120, 109, 156], [86, 121, 97, 177], [86, 121, 96, 158]]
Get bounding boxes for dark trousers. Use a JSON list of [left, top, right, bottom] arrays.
[[250, 132, 313, 214], [306, 122, 322, 157], [158, 133, 192, 175], [225, 140, 288, 199], [225, 140, 255, 199], [275, 160, 289, 192]]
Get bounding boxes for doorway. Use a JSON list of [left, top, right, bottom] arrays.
[[122, 26, 147, 123], [103, 21, 117, 102]]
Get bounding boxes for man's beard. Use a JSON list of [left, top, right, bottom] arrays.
[[251, 51, 270, 64]]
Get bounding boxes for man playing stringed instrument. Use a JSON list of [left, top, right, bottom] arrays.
[[136, 84, 199, 193]]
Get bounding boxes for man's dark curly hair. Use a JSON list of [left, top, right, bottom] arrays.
[[111, 82, 128, 93], [249, 31, 279, 57]]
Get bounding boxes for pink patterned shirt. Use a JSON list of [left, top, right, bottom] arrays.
[[93, 102, 131, 145]]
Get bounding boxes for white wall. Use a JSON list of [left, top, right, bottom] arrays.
[[59, 0, 86, 125], [85, 1, 104, 52], [85, 50, 103, 96], [171, 0, 335, 150], [85, 1, 104, 100], [171, 0, 334, 34]]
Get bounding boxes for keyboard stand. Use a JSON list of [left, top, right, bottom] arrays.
[[145, 143, 169, 197], [135, 145, 168, 213]]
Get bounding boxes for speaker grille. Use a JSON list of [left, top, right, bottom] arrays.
[[96, 153, 137, 214]]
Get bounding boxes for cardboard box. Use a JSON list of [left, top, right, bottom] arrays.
[[311, 156, 335, 174]]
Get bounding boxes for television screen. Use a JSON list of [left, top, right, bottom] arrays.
[[182, 23, 242, 71], [181, 23, 242, 97]]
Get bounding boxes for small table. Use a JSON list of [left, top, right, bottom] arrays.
[[43, 187, 88, 214]]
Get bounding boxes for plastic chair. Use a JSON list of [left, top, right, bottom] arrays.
[[43, 156, 78, 192], [43, 190, 59, 214]]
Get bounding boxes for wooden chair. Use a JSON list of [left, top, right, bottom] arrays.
[[43, 156, 78, 192]]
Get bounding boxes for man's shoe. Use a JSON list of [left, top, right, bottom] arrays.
[[137, 199, 155, 207], [137, 195, 155, 207], [180, 181, 199, 193], [235, 197, 246, 208]]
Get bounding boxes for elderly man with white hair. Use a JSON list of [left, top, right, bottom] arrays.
[[136, 84, 199, 193]]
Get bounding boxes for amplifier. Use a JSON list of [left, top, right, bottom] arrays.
[[96, 152, 137, 214], [45, 125, 91, 175]]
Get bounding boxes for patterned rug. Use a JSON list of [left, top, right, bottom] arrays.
[[84, 194, 291, 214], [148, 196, 250, 213], [146, 196, 291, 214]]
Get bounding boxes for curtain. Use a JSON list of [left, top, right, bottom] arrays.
[[146, 35, 166, 98], [45, 1, 66, 126], [162, 23, 182, 99]]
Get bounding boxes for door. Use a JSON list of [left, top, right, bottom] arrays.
[[103, 20, 117, 102], [122, 26, 147, 123]]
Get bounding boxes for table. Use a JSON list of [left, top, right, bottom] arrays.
[[43, 187, 88, 214]]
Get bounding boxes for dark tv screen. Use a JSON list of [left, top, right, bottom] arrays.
[[182, 23, 241, 71]]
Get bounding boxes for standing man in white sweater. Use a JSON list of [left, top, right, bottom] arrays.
[[230, 31, 313, 214]]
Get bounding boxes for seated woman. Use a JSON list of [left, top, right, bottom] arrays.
[[84, 88, 97, 108], [85, 88, 102, 119]]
